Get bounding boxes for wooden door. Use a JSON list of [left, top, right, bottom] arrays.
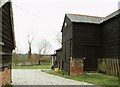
[[84, 47, 98, 71]]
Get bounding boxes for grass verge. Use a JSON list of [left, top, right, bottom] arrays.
[[41, 69, 120, 87], [12, 64, 51, 69]]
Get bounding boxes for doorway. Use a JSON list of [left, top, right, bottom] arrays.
[[84, 47, 98, 71]]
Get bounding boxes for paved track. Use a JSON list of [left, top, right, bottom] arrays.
[[12, 69, 93, 85]]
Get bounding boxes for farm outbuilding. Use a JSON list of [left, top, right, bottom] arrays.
[[55, 48, 62, 70], [0, 0, 15, 85], [51, 48, 62, 70], [61, 9, 120, 75]]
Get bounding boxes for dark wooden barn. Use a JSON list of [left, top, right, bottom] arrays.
[[51, 48, 62, 70], [61, 9, 120, 75], [0, 0, 15, 85], [99, 9, 120, 75], [101, 10, 120, 58], [61, 14, 103, 75], [55, 48, 62, 70]]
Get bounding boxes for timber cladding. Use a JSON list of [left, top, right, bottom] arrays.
[[56, 48, 62, 69], [61, 9, 120, 75], [0, 1, 15, 85], [72, 23, 102, 58], [101, 13, 120, 57]]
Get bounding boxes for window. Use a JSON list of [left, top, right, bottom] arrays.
[[65, 22, 67, 27], [0, 41, 4, 45]]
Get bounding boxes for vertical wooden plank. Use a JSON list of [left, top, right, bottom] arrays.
[[114, 59, 116, 76], [105, 59, 108, 74], [106, 59, 110, 75], [114, 59, 117, 76], [111, 59, 114, 75], [116, 59, 120, 76], [109, 59, 112, 75]]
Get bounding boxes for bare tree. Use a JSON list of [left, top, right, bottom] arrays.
[[28, 34, 34, 63], [56, 32, 62, 47], [36, 39, 52, 65]]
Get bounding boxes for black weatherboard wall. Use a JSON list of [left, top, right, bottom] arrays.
[[99, 10, 120, 76], [61, 14, 103, 73], [56, 48, 62, 69], [73, 23, 102, 71], [61, 9, 120, 75], [101, 10, 120, 58], [61, 15, 72, 73], [0, 1, 15, 85], [1, 1, 15, 66]]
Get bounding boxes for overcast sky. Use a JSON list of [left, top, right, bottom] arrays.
[[12, 0, 119, 54]]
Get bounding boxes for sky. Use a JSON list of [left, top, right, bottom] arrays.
[[12, 0, 120, 54]]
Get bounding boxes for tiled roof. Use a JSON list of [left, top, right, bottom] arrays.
[[103, 9, 120, 22], [66, 9, 120, 24], [66, 14, 104, 24]]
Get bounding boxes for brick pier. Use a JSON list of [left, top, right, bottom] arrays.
[[70, 58, 84, 75], [0, 65, 12, 86]]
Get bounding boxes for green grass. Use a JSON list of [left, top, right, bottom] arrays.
[[12, 64, 51, 69], [42, 70, 120, 86], [3, 84, 13, 87]]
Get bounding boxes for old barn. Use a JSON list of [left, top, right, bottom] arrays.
[[55, 48, 62, 70], [0, 0, 15, 85], [61, 9, 120, 75]]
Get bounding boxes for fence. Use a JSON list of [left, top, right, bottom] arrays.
[[98, 58, 120, 76]]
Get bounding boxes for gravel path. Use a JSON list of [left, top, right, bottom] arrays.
[[12, 69, 93, 85]]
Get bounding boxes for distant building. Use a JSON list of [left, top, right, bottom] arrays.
[[61, 9, 120, 75], [0, 0, 15, 85], [55, 48, 62, 69], [51, 48, 62, 69]]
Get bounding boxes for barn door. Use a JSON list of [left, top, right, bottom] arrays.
[[84, 47, 98, 71]]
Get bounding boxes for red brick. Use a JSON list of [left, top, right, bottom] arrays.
[[0, 67, 11, 86], [70, 58, 84, 75]]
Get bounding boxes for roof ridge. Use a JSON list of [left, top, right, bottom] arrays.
[[66, 13, 104, 18], [0, 0, 11, 7], [66, 13, 104, 24], [103, 9, 120, 22]]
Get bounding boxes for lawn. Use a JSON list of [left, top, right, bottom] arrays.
[[42, 70, 120, 87], [12, 64, 52, 69]]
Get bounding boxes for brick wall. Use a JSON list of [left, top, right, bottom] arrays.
[[0, 66, 12, 86], [70, 58, 84, 75]]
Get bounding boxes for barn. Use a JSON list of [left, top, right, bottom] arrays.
[[99, 9, 120, 75], [61, 9, 120, 75], [0, 0, 15, 85], [51, 48, 62, 70], [61, 14, 103, 75], [55, 48, 62, 70]]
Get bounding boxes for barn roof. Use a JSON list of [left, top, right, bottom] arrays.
[[66, 9, 120, 24], [0, 0, 10, 7], [56, 48, 62, 51], [103, 9, 120, 22], [66, 14, 104, 24]]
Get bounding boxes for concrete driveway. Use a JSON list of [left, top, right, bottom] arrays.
[[12, 69, 93, 85]]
